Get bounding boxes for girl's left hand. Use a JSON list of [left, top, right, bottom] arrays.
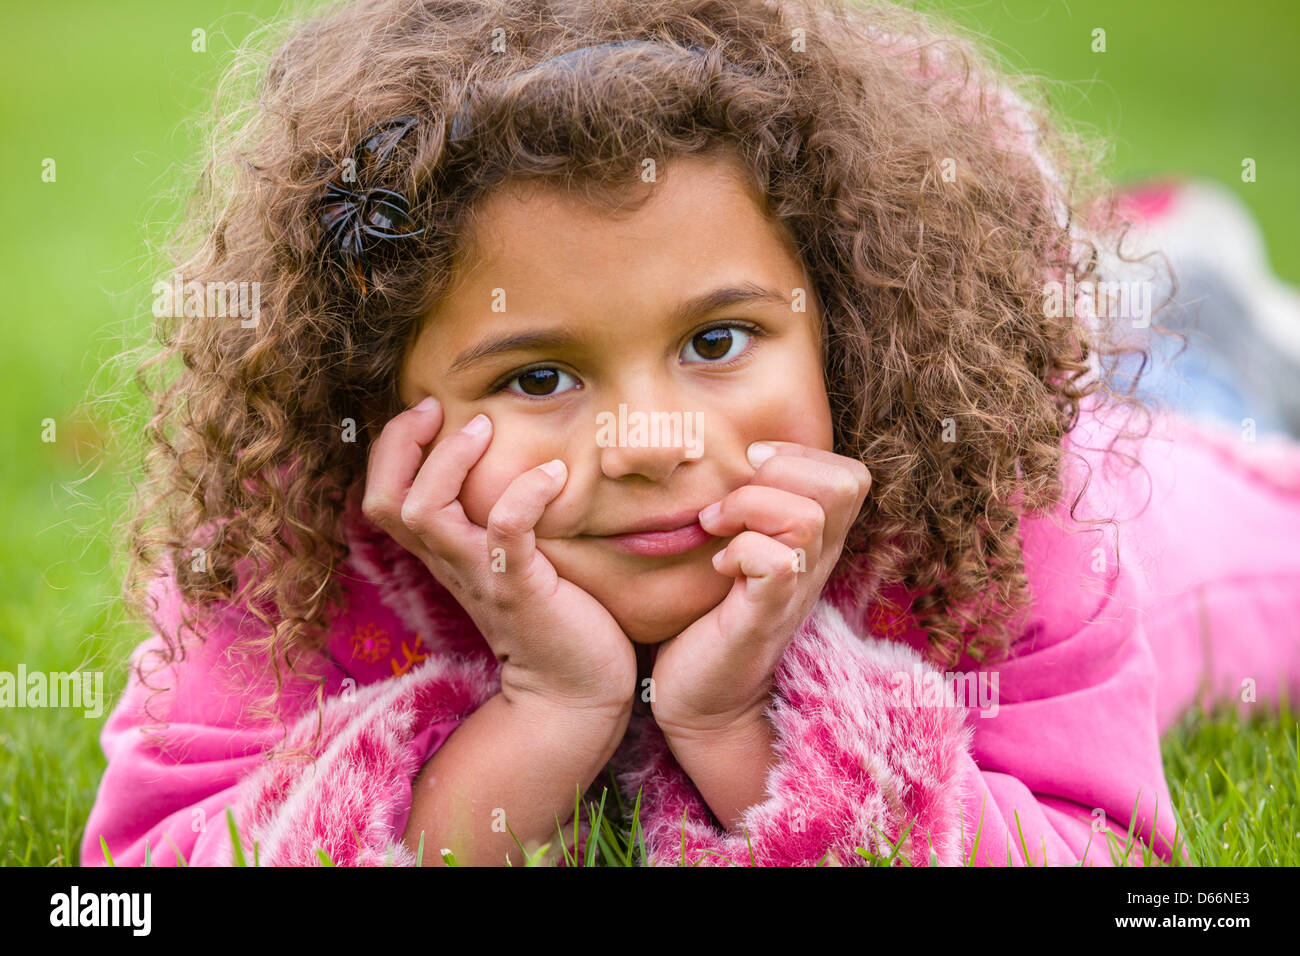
[[649, 441, 872, 740]]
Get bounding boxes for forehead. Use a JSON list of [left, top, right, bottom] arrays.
[[445, 151, 805, 299]]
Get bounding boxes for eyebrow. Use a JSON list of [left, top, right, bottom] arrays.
[[447, 283, 792, 374]]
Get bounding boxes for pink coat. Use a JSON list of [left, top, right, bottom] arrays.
[[80, 393, 1300, 866]]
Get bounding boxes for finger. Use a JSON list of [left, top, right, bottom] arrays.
[[697, 484, 823, 559], [711, 531, 801, 606], [750, 441, 872, 501], [749, 439, 868, 477], [362, 398, 446, 553], [482, 458, 568, 593], [399, 412, 495, 566], [743, 444, 872, 541]]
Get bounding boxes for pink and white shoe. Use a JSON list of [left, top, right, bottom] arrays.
[[1117, 178, 1300, 364], [1111, 178, 1300, 439]]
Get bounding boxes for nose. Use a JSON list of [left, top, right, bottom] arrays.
[[595, 378, 704, 482]]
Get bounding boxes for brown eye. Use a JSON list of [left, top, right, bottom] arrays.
[[517, 368, 559, 395], [682, 324, 756, 364], [497, 366, 580, 398]]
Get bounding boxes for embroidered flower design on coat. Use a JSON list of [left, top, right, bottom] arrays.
[[350, 621, 391, 664], [391, 634, 429, 677], [865, 601, 912, 640]]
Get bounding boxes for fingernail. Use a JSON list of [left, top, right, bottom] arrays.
[[539, 458, 566, 479], [463, 413, 490, 436], [711, 549, 725, 569], [747, 442, 776, 468], [698, 501, 721, 524], [415, 396, 438, 412]]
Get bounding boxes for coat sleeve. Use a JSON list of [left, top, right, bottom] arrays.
[[614, 563, 1181, 867], [946, 565, 1184, 868], [80, 569, 499, 867], [614, 599, 973, 867]]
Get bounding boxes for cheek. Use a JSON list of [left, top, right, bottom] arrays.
[[734, 384, 834, 451], [788, 354, 835, 451], [724, 340, 833, 450], [438, 420, 564, 528], [804, 391, 836, 452], [455, 448, 530, 528]]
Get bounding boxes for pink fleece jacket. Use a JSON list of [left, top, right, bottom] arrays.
[[79, 391, 1300, 867]]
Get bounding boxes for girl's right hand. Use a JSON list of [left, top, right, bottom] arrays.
[[362, 398, 638, 716]]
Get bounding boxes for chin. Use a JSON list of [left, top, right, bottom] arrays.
[[537, 537, 729, 642], [620, 615, 690, 645], [601, 573, 730, 643]]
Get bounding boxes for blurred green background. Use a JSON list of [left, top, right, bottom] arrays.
[[1, 0, 1297, 865]]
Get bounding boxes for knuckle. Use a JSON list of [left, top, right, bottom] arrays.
[[794, 518, 820, 544], [857, 466, 873, 494], [399, 497, 435, 531], [486, 506, 530, 539], [832, 471, 860, 500], [361, 492, 394, 525]]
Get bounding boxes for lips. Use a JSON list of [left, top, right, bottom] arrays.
[[599, 507, 709, 537], [601, 519, 714, 557]]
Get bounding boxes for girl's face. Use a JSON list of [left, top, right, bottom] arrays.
[[399, 151, 835, 644]]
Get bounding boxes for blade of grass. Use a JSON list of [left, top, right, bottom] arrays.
[[629, 788, 645, 867], [966, 793, 987, 867], [584, 789, 609, 867], [596, 815, 624, 866], [164, 835, 189, 867], [1012, 810, 1034, 866], [226, 809, 247, 867]]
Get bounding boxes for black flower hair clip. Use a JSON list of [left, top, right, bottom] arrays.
[[318, 116, 425, 296]]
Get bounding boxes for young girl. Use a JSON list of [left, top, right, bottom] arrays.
[[83, 0, 1300, 866]]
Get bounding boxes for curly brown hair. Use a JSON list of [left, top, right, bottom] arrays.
[[115, 0, 1180, 728]]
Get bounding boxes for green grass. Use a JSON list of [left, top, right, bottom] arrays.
[[7, 697, 1297, 867], [920, 0, 1300, 283], [2, 0, 1299, 866]]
